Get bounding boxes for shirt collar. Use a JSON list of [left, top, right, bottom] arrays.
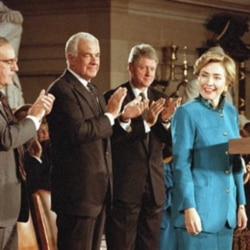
[[129, 82, 148, 99], [68, 68, 88, 88], [196, 94, 226, 112]]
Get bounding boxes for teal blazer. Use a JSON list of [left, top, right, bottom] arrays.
[[171, 96, 246, 233]]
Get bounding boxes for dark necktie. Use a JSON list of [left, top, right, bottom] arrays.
[[139, 91, 149, 145], [0, 92, 27, 181], [87, 82, 102, 115]]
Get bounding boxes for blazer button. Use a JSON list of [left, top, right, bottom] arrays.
[[225, 189, 230, 193], [225, 170, 230, 174], [225, 151, 229, 155], [222, 132, 228, 136]]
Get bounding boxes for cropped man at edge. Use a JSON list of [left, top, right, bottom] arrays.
[[0, 36, 55, 250], [104, 43, 181, 250], [47, 32, 128, 250]]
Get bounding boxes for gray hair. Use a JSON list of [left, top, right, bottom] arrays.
[[128, 43, 159, 64], [65, 32, 99, 56], [0, 36, 9, 47]]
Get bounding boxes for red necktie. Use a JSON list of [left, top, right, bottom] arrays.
[[0, 92, 27, 181]]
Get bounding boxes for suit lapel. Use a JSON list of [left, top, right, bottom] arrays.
[[0, 104, 8, 124], [65, 71, 103, 116]]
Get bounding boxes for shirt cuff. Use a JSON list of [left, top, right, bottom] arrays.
[[26, 115, 41, 130], [31, 155, 42, 163], [104, 112, 115, 126]]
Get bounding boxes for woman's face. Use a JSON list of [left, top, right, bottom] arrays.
[[197, 62, 228, 107]]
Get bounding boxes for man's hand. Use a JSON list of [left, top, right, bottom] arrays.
[[28, 139, 42, 159], [161, 97, 181, 122], [120, 96, 149, 122], [106, 87, 127, 119], [145, 98, 165, 127], [28, 89, 55, 120]]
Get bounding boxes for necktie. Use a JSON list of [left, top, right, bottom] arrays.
[[139, 91, 146, 101], [87, 82, 102, 115], [139, 91, 149, 145], [139, 91, 149, 118], [0, 92, 27, 181]]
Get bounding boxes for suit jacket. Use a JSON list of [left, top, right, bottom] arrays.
[[104, 82, 172, 206], [47, 69, 113, 217], [171, 96, 246, 233], [0, 105, 37, 227], [24, 141, 52, 194]]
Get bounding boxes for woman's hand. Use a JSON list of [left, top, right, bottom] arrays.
[[184, 207, 202, 235]]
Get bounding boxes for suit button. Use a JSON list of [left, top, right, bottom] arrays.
[[225, 151, 229, 155], [222, 132, 228, 136], [225, 189, 230, 193], [225, 170, 230, 174]]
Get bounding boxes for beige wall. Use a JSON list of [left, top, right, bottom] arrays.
[[5, 0, 250, 116]]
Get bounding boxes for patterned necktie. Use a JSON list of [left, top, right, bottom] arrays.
[[139, 91, 146, 101], [0, 92, 27, 181], [139, 91, 149, 118], [87, 82, 102, 115]]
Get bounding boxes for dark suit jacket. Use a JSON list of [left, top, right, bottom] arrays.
[[0, 105, 37, 227], [47, 70, 113, 217], [24, 140, 52, 194], [104, 82, 172, 206]]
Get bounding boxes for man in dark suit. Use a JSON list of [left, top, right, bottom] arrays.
[[104, 44, 180, 250], [0, 36, 55, 249], [47, 32, 127, 250]]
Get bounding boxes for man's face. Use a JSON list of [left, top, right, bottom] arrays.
[[0, 43, 18, 89], [38, 123, 50, 142], [129, 57, 157, 90], [67, 40, 100, 81]]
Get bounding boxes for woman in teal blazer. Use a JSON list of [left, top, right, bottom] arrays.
[[171, 50, 247, 250]]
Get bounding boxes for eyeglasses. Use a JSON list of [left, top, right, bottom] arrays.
[[0, 58, 18, 66]]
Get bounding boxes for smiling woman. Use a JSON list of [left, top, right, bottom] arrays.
[[171, 49, 247, 250]]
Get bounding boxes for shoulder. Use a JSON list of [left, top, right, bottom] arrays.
[[149, 87, 167, 99], [173, 99, 202, 124], [103, 82, 129, 100], [223, 102, 238, 119], [47, 70, 75, 95]]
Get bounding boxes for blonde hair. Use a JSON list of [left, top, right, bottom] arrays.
[[193, 51, 236, 87]]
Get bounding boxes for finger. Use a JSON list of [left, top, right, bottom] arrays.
[[39, 89, 46, 97]]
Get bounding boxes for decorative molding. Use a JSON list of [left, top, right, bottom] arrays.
[[170, 0, 250, 14]]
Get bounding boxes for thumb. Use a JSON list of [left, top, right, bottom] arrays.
[[34, 89, 46, 104]]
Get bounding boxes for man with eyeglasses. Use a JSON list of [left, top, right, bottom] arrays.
[[0, 36, 55, 249]]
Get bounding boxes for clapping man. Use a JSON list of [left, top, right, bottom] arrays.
[[0, 36, 55, 250]]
